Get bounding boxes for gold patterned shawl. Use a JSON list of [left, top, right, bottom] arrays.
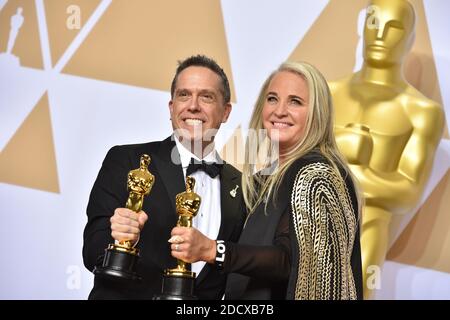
[[290, 162, 358, 300]]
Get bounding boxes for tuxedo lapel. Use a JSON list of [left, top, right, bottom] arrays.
[[224, 183, 289, 299], [217, 164, 242, 240], [150, 136, 185, 215]]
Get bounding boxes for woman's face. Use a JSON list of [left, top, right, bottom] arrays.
[[262, 71, 310, 154]]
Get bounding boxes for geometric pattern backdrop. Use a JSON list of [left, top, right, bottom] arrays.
[[0, 0, 448, 299]]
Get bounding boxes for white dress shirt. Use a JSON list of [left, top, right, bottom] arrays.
[[174, 136, 222, 276]]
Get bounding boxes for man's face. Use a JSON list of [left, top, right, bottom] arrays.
[[169, 66, 231, 144], [363, 0, 415, 67]]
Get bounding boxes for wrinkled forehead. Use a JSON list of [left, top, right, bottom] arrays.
[[366, 0, 415, 31]]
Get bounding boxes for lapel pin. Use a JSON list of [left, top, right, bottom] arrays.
[[230, 185, 239, 198]]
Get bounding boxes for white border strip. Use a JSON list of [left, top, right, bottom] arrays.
[[35, 0, 52, 71]]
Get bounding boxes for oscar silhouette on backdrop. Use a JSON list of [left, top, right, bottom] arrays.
[[329, 0, 445, 299], [0, 7, 24, 67]]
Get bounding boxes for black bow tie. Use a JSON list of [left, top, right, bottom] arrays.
[[186, 158, 223, 178]]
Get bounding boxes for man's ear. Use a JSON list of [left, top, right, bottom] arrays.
[[222, 103, 232, 123], [169, 100, 174, 116]]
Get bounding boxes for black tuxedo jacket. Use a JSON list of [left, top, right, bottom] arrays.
[[83, 137, 246, 299]]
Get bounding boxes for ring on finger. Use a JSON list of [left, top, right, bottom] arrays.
[[175, 244, 180, 251], [169, 235, 184, 244]]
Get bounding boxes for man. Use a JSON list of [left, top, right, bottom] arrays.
[[83, 55, 245, 299]]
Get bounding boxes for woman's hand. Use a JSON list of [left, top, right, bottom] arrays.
[[168, 227, 216, 264]]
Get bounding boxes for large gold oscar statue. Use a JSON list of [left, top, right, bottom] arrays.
[[329, 0, 444, 299]]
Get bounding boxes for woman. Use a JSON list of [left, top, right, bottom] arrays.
[[170, 61, 363, 300]]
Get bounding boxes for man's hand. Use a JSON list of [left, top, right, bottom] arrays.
[[169, 227, 216, 264], [110, 208, 148, 244]]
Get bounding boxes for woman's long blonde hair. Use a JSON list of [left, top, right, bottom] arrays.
[[242, 61, 362, 217]]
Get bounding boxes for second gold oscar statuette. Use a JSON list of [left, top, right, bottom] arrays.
[[154, 176, 200, 300]]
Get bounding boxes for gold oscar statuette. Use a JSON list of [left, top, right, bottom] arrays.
[[154, 176, 201, 300], [329, 0, 445, 299], [94, 154, 155, 281]]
